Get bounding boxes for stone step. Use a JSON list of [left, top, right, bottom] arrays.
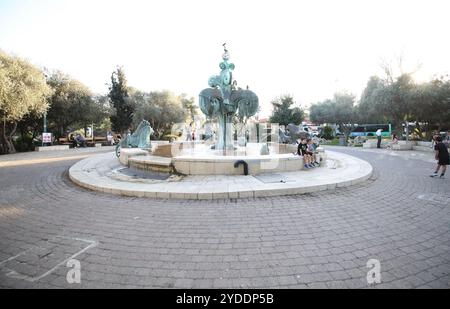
[[35, 145, 70, 152], [129, 155, 173, 173]]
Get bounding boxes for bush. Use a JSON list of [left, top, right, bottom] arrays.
[[13, 134, 35, 152], [322, 126, 334, 140]]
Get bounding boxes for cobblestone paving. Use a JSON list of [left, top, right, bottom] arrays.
[[0, 148, 449, 289]]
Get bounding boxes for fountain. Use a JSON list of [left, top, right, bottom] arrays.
[[68, 45, 373, 199], [199, 44, 259, 151], [112, 45, 326, 176]]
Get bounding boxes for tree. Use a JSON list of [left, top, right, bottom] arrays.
[[269, 95, 304, 126], [90, 95, 112, 127], [46, 72, 98, 137], [181, 95, 198, 123], [310, 92, 356, 139], [374, 74, 417, 130], [109, 67, 134, 134], [357, 76, 387, 124], [132, 90, 186, 140], [0, 50, 52, 154], [415, 76, 450, 133]]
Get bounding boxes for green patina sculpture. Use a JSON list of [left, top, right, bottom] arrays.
[[199, 44, 259, 150], [116, 120, 154, 157]]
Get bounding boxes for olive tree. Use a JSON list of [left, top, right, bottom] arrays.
[[0, 50, 52, 154]]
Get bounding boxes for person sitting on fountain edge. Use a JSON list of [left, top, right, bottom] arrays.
[[307, 139, 320, 167], [297, 138, 314, 169]]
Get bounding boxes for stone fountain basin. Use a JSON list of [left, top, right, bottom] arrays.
[[69, 150, 372, 200], [122, 143, 327, 176]]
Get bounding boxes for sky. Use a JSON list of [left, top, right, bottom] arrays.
[[1, 0, 450, 117]]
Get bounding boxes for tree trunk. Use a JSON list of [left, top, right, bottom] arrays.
[[7, 121, 17, 153], [0, 119, 17, 154], [0, 122, 5, 154]]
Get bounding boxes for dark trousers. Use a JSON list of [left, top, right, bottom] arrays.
[[377, 136, 382, 148]]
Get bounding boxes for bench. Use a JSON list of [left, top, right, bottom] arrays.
[[363, 140, 389, 149], [94, 138, 110, 147], [392, 141, 414, 151], [58, 138, 73, 147]]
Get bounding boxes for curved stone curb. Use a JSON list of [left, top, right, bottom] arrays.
[[69, 151, 373, 200]]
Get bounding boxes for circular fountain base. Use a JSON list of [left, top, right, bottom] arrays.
[[69, 149, 373, 200]]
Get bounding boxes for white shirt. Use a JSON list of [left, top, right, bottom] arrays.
[[376, 129, 382, 137]]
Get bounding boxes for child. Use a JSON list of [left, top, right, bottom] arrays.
[[297, 139, 314, 169], [430, 136, 449, 178], [307, 139, 320, 166], [387, 133, 399, 149]]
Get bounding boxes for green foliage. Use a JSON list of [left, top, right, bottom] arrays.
[[132, 90, 186, 140], [358, 76, 387, 124], [310, 92, 356, 137], [269, 95, 304, 126], [375, 74, 416, 127], [322, 126, 334, 140], [0, 50, 52, 153], [356, 73, 450, 135], [181, 95, 198, 123], [47, 72, 109, 137], [109, 67, 134, 134], [13, 133, 34, 152], [414, 77, 450, 131]]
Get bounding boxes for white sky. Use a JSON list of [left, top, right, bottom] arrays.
[[1, 0, 450, 117]]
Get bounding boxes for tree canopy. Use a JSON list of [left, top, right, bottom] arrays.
[[269, 95, 304, 126], [47, 71, 108, 137], [310, 92, 356, 137], [355, 73, 450, 135], [132, 90, 186, 140], [0, 50, 52, 153], [109, 67, 134, 134], [181, 94, 198, 124]]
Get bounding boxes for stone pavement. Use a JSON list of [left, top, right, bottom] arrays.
[[0, 146, 116, 168], [0, 147, 449, 289], [328, 145, 437, 164]]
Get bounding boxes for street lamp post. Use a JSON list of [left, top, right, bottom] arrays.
[[42, 112, 47, 147]]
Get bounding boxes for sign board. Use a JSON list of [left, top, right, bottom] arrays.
[[43, 133, 52, 143]]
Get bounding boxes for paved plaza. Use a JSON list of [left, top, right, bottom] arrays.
[[0, 147, 449, 289]]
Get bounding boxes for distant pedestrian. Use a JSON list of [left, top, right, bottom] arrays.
[[430, 136, 449, 179], [186, 124, 192, 141], [431, 132, 439, 149], [387, 133, 399, 149], [376, 129, 382, 149], [107, 131, 115, 146], [74, 134, 87, 148], [392, 133, 399, 143], [444, 132, 450, 148]]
